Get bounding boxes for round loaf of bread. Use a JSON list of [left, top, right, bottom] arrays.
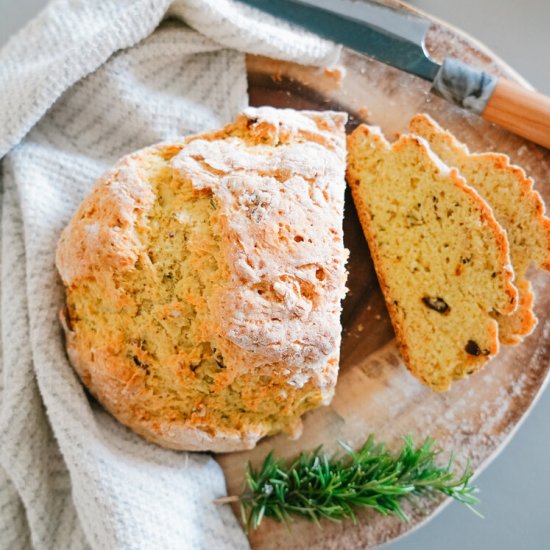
[[56, 107, 348, 452]]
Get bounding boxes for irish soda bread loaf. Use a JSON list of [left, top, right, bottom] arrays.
[[347, 124, 517, 391], [410, 114, 550, 345], [56, 107, 349, 452]]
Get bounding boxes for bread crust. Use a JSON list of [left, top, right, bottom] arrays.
[[59, 309, 260, 452], [57, 108, 348, 452]]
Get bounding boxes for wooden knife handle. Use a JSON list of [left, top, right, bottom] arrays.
[[482, 78, 550, 149], [432, 58, 550, 149]]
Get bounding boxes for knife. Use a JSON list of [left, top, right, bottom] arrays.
[[237, 0, 550, 149]]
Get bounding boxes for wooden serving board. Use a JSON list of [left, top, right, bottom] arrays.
[[217, 3, 550, 548]]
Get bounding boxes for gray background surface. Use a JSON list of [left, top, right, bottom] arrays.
[[1, 1, 549, 549]]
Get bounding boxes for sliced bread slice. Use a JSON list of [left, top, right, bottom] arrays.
[[347, 124, 517, 391], [411, 114, 550, 344]]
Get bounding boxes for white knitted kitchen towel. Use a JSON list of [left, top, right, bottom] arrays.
[[0, 2, 340, 549]]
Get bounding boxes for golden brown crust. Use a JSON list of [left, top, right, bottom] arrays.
[[347, 124, 517, 391], [410, 113, 550, 343], [60, 309, 259, 452], [57, 108, 348, 452], [495, 278, 536, 346]]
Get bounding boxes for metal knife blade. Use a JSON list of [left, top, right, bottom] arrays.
[[237, 0, 550, 149], [237, 0, 440, 81]]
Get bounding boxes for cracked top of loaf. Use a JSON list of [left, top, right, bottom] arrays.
[[56, 107, 349, 452]]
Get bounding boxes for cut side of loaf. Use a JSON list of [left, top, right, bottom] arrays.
[[411, 114, 550, 345], [56, 107, 349, 452], [347, 124, 517, 391]]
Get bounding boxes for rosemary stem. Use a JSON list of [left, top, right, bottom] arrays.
[[213, 495, 240, 504]]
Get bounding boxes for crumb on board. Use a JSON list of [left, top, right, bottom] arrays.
[[271, 70, 283, 83], [323, 66, 345, 88], [357, 106, 370, 120], [517, 145, 528, 157]]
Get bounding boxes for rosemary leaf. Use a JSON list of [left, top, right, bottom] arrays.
[[236, 435, 480, 530]]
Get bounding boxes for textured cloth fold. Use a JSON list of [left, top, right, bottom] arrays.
[[0, 1, 340, 548]]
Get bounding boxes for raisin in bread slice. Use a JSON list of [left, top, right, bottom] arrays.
[[347, 124, 518, 391], [410, 114, 550, 345]]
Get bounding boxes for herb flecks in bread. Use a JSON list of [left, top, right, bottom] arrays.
[[410, 114, 550, 345], [56, 107, 349, 452], [346, 124, 517, 391]]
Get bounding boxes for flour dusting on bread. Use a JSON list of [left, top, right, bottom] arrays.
[[56, 107, 348, 452]]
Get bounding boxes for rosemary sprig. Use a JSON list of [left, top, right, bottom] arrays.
[[235, 435, 480, 531]]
